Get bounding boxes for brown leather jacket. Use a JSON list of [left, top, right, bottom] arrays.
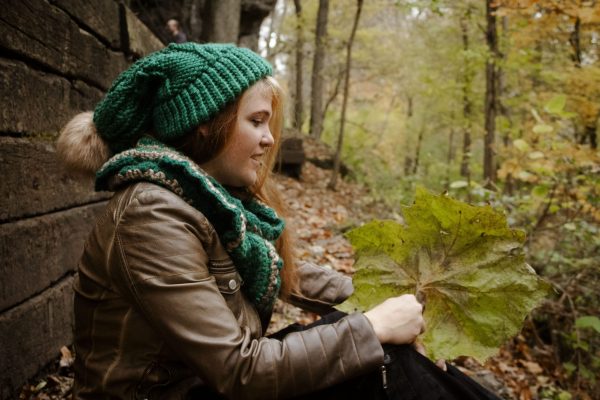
[[73, 182, 384, 400]]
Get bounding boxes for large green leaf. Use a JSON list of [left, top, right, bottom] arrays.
[[339, 187, 550, 362]]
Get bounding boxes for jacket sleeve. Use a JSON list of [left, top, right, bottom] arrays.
[[286, 262, 354, 315], [108, 187, 384, 400]]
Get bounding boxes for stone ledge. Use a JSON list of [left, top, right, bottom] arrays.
[[0, 137, 111, 222], [0, 276, 75, 399], [0, 202, 106, 312]]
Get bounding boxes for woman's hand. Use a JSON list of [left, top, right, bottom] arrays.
[[363, 294, 424, 345], [365, 296, 448, 371]]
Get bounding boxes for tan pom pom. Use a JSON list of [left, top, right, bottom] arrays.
[[56, 112, 111, 175]]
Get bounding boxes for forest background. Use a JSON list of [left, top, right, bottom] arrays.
[[134, 0, 600, 398], [268, 0, 600, 398]]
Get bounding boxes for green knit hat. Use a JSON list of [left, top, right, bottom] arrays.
[[93, 42, 272, 153]]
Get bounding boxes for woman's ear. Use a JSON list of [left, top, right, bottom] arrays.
[[198, 124, 209, 137]]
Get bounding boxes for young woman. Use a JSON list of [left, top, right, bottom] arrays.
[[58, 43, 500, 400]]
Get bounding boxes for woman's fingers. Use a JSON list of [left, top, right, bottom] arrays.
[[364, 294, 425, 344], [414, 341, 426, 356], [435, 359, 448, 372]]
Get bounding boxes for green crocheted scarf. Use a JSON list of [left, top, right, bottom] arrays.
[[95, 137, 285, 316]]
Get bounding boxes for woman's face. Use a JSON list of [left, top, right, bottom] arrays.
[[200, 83, 275, 187]]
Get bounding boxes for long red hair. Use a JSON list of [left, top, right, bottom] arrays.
[[168, 77, 299, 298]]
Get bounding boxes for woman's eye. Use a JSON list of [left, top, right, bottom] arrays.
[[251, 119, 262, 127]]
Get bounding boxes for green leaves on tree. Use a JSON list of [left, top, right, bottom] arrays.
[[339, 187, 551, 362]]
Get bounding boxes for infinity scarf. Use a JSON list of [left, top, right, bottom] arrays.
[[96, 137, 285, 316]]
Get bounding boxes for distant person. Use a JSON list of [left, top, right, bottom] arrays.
[[167, 18, 187, 43]]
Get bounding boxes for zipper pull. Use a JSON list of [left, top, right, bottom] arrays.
[[381, 365, 388, 389]]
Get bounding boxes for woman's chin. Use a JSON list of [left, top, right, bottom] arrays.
[[235, 173, 258, 188]]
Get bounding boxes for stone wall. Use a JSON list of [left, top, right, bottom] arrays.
[[0, 1, 163, 397]]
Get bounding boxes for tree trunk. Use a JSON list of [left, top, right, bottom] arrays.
[[498, 16, 511, 147], [498, 16, 514, 196], [404, 155, 413, 176], [328, 0, 363, 190], [322, 66, 343, 119], [568, 13, 598, 149], [309, 0, 329, 139], [204, 0, 240, 43], [412, 127, 424, 175], [188, 0, 202, 42], [293, 0, 304, 131], [264, 4, 278, 58], [569, 16, 582, 68], [445, 127, 455, 190], [265, 0, 287, 61], [459, 12, 472, 181], [580, 112, 599, 149], [586, 124, 598, 149], [183, 0, 206, 42], [483, 0, 498, 188], [402, 94, 414, 177]]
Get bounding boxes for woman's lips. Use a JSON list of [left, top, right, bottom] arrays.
[[250, 154, 263, 167]]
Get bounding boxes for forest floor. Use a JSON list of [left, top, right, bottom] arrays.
[[267, 159, 565, 400], [20, 141, 570, 400]]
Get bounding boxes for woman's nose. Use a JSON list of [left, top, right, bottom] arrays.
[[261, 129, 275, 147]]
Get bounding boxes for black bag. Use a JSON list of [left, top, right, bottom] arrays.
[[287, 312, 503, 400]]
